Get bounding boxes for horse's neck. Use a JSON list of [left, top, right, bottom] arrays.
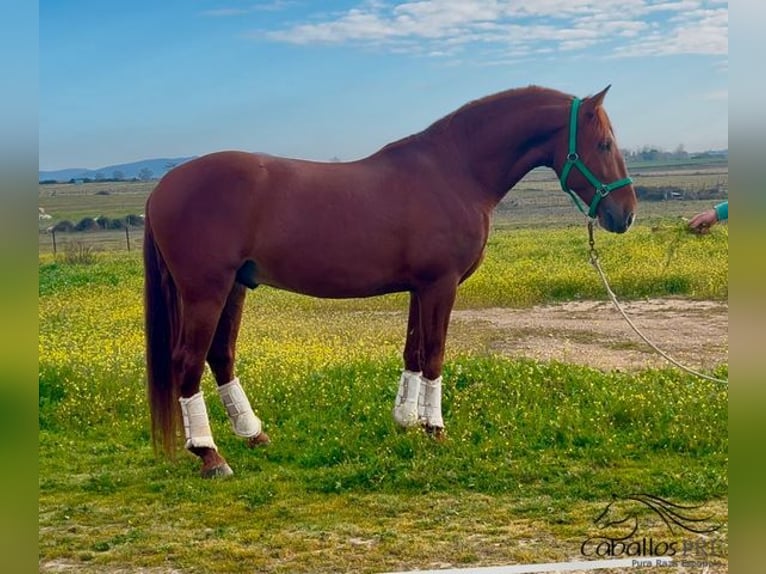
[[450, 94, 566, 203]]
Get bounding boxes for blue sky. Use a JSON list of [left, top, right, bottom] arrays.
[[39, 0, 727, 170]]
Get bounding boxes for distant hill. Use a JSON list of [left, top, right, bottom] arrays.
[[39, 156, 196, 183]]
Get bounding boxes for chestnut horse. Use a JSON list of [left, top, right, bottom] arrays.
[[144, 85, 636, 477]]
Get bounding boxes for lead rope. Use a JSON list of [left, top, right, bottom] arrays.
[[586, 220, 728, 385]]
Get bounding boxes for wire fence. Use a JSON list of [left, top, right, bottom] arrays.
[[38, 227, 144, 256]]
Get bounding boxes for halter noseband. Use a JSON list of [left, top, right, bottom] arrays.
[[559, 97, 633, 219]]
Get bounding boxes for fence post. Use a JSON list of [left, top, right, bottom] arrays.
[[125, 227, 131, 252], [51, 229, 57, 256]]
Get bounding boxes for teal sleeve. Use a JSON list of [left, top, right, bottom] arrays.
[[714, 201, 728, 222]]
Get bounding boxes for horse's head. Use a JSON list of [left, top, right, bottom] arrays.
[[556, 86, 637, 234]]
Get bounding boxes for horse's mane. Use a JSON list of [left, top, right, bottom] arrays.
[[375, 86, 563, 155], [429, 85, 567, 134], [375, 85, 612, 156], [452, 84, 565, 114]]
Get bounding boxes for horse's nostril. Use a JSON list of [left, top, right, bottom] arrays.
[[627, 212, 635, 228]]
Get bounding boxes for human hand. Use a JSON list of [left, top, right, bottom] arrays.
[[687, 208, 718, 234]]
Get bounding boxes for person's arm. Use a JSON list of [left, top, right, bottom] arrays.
[[714, 201, 728, 222], [688, 201, 727, 234]]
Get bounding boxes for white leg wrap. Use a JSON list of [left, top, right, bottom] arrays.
[[417, 378, 427, 422], [419, 376, 444, 428], [217, 377, 262, 439], [393, 370, 422, 428], [179, 391, 217, 451]]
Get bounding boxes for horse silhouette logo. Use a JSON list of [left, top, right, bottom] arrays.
[[593, 493, 722, 541]]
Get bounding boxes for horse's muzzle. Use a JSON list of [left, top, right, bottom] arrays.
[[601, 208, 635, 234]]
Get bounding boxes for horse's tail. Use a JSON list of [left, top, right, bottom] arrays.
[[143, 210, 180, 457]]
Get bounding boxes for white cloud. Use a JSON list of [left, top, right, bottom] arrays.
[[611, 7, 727, 57], [254, 0, 728, 61]]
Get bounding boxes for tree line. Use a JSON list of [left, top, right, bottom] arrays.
[[621, 144, 726, 163], [47, 214, 145, 233], [39, 167, 156, 185]]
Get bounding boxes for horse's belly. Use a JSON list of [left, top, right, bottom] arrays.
[[258, 273, 406, 299], [252, 257, 408, 299]]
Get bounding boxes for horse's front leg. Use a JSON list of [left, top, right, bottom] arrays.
[[416, 278, 457, 437], [393, 292, 424, 427], [393, 280, 457, 437]]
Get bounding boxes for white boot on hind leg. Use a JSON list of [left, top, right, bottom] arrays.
[[217, 377, 263, 439], [179, 391, 218, 451], [393, 370, 422, 428], [419, 375, 444, 430], [180, 391, 234, 478]]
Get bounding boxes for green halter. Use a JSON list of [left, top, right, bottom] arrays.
[[559, 97, 633, 219]]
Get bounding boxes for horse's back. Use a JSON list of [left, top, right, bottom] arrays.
[[150, 151, 269, 206], [145, 149, 488, 299], [148, 150, 331, 234], [151, 150, 380, 209], [146, 151, 406, 294]]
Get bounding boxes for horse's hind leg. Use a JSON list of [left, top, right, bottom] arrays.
[[207, 283, 270, 448], [175, 296, 233, 478]]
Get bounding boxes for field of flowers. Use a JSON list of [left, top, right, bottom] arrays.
[[38, 224, 728, 572]]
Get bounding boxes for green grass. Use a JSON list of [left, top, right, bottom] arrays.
[[38, 223, 728, 572], [39, 361, 727, 572]]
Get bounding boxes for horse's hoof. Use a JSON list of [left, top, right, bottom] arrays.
[[247, 432, 270, 448], [424, 425, 446, 441], [393, 407, 420, 429], [201, 463, 234, 479]]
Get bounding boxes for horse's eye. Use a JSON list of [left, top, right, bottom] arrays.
[[598, 140, 612, 152]]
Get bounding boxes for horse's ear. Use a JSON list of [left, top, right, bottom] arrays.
[[584, 85, 611, 110]]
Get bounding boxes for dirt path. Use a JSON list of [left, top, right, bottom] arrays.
[[451, 298, 728, 372]]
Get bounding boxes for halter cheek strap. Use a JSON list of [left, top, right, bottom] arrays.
[[559, 97, 633, 219]]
